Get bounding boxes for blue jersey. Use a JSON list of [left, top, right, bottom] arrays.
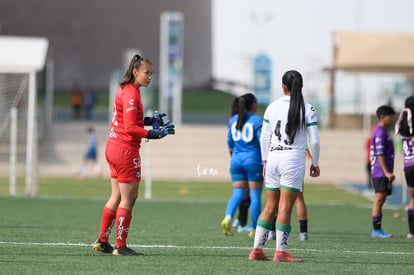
[[227, 113, 262, 160], [370, 124, 394, 178], [85, 133, 98, 160], [227, 113, 263, 182]]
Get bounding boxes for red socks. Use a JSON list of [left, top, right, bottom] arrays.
[[98, 206, 132, 248], [115, 207, 132, 248], [98, 207, 116, 242]]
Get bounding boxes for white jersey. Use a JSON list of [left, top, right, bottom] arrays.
[[260, 95, 320, 167]]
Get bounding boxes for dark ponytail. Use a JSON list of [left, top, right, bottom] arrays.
[[236, 97, 246, 130], [235, 93, 257, 130], [120, 54, 152, 88], [397, 96, 414, 136], [282, 70, 305, 144], [231, 97, 239, 116]]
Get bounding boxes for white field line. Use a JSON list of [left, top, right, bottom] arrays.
[[20, 195, 380, 208], [0, 241, 413, 255]]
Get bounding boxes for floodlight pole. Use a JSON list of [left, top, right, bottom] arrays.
[[327, 32, 338, 129], [159, 11, 184, 126], [328, 68, 336, 129], [250, 13, 272, 54]]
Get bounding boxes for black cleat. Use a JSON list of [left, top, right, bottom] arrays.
[[92, 239, 114, 253], [112, 246, 144, 256]]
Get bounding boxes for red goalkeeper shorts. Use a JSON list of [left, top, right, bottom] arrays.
[[105, 140, 141, 183]]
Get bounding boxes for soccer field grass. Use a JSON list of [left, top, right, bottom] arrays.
[[0, 179, 413, 274]]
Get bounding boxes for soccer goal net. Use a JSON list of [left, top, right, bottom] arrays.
[[0, 72, 37, 196], [0, 73, 29, 195], [0, 35, 49, 197]]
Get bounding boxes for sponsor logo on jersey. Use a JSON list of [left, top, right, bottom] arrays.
[[126, 106, 137, 112], [109, 127, 117, 138]]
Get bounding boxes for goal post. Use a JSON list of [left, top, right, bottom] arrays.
[[9, 106, 17, 196], [25, 71, 38, 196], [0, 35, 48, 197]]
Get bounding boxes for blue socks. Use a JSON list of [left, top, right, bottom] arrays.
[[225, 187, 245, 218], [249, 188, 262, 229]]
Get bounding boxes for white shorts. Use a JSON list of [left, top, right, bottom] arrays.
[[265, 150, 306, 192]]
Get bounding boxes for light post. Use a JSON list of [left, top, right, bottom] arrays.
[[250, 13, 273, 54], [250, 12, 273, 105]]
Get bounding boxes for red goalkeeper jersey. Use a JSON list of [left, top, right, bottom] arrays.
[[108, 83, 148, 149]]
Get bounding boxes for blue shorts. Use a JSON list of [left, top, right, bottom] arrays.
[[229, 156, 263, 183], [85, 147, 97, 160]]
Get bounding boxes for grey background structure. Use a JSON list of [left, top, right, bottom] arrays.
[[0, 0, 212, 91], [0, 0, 385, 186]]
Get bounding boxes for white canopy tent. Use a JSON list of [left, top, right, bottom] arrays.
[[327, 31, 414, 128], [0, 35, 49, 197]]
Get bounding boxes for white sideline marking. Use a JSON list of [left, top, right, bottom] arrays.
[[0, 241, 413, 255]]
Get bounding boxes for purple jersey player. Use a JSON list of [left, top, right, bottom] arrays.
[[370, 105, 395, 239], [395, 95, 414, 239], [401, 136, 414, 168], [370, 125, 394, 178]]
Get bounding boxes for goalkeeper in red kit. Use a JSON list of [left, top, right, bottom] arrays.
[[92, 54, 175, 256]]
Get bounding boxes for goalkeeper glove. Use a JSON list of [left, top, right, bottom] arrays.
[[144, 111, 166, 128], [147, 120, 175, 139]]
